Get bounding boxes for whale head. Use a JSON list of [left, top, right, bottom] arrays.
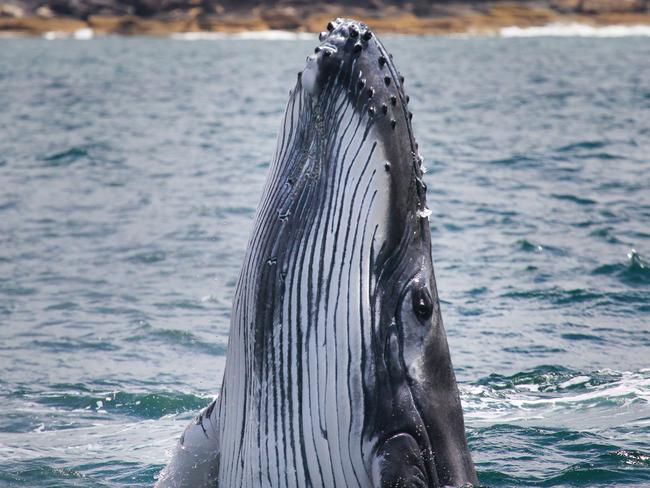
[[217, 18, 477, 487]]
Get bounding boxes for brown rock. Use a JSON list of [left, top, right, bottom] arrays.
[[580, 0, 645, 13], [35, 5, 54, 18], [553, 0, 645, 12], [260, 6, 300, 30], [549, 0, 578, 12], [128, 0, 163, 17], [0, 3, 24, 18], [0, 14, 86, 34], [202, 2, 224, 15]]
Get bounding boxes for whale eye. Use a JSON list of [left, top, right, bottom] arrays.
[[412, 287, 433, 321]]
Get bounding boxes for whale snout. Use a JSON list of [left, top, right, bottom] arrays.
[[301, 18, 379, 95], [300, 16, 418, 169]]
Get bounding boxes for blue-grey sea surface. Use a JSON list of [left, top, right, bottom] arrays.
[[0, 35, 649, 487]]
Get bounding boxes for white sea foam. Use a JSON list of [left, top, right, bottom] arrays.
[[170, 30, 315, 41], [43, 28, 94, 40], [43, 31, 66, 40], [500, 23, 650, 38], [461, 370, 650, 427], [558, 375, 591, 389], [73, 28, 94, 40]]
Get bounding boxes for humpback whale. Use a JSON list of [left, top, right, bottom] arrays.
[[157, 18, 477, 488]]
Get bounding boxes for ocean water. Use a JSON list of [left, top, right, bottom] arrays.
[[0, 34, 649, 487]]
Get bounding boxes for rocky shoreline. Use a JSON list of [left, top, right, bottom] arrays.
[[1, 1, 649, 37]]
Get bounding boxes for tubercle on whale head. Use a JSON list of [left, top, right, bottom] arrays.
[[302, 18, 430, 236], [303, 20, 410, 132]]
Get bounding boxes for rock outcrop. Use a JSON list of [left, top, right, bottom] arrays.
[[0, 0, 648, 36]]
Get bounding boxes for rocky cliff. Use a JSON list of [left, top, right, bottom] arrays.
[[1, 0, 648, 36]]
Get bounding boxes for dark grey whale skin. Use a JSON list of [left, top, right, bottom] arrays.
[[158, 17, 478, 488], [303, 19, 478, 488]]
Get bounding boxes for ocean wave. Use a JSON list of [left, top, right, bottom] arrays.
[[128, 323, 228, 356], [550, 193, 597, 206], [474, 443, 650, 487], [500, 23, 650, 38], [462, 366, 650, 425], [170, 30, 314, 41], [501, 286, 649, 308], [125, 250, 167, 264], [0, 460, 86, 484], [0, 426, 167, 485], [41, 147, 89, 167], [29, 388, 213, 419], [556, 141, 608, 152], [40, 143, 115, 167], [515, 239, 567, 255], [593, 250, 650, 286]]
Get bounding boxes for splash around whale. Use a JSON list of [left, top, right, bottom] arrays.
[[156, 18, 478, 488]]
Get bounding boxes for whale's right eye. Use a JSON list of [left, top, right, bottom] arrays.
[[412, 286, 433, 321]]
